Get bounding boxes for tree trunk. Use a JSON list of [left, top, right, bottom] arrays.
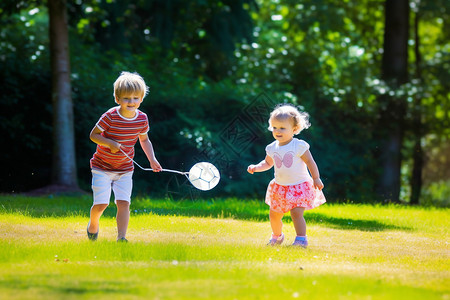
[[377, 0, 410, 202], [48, 0, 78, 188], [410, 9, 423, 205]]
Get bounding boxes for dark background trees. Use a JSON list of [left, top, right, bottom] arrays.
[[0, 0, 448, 205], [48, 0, 78, 189], [377, 0, 410, 203]]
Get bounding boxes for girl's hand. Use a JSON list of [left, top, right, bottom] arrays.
[[247, 165, 256, 174], [247, 157, 273, 174], [313, 178, 324, 190]]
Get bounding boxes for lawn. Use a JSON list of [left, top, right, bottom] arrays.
[[0, 195, 448, 299]]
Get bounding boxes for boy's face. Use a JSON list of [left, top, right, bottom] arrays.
[[116, 93, 143, 117]]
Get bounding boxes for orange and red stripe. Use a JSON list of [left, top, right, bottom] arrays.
[[90, 107, 149, 172]]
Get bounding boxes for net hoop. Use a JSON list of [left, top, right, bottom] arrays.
[[120, 149, 220, 191], [187, 162, 221, 191]]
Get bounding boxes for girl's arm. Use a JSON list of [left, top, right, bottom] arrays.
[[301, 150, 324, 190], [139, 133, 162, 172], [247, 155, 274, 174], [90, 126, 121, 153]]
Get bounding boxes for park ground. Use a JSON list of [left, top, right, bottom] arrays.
[[0, 195, 448, 299]]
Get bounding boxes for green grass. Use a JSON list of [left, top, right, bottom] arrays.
[[0, 195, 448, 299]]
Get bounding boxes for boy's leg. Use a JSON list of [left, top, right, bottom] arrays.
[[116, 200, 130, 239], [269, 209, 284, 236], [88, 204, 108, 233], [112, 171, 133, 240], [290, 207, 306, 236], [90, 170, 113, 235]]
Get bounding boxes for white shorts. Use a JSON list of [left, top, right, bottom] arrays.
[[91, 169, 133, 205]]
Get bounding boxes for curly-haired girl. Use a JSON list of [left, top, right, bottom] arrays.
[[247, 104, 326, 247]]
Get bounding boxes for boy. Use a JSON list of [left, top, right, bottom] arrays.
[[88, 71, 162, 242]]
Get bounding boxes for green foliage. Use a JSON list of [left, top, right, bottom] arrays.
[[0, 6, 52, 192], [420, 180, 450, 207], [0, 0, 448, 204]]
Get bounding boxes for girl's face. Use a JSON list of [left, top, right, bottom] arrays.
[[270, 117, 298, 146], [116, 93, 143, 118]]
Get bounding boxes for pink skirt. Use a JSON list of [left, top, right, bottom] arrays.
[[265, 179, 326, 213]]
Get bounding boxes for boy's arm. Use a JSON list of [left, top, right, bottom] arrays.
[[301, 149, 324, 190], [90, 126, 121, 153], [247, 155, 274, 174], [139, 133, 162, 172]]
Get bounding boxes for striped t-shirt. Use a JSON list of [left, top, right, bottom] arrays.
[[90, 107, 149, 172]]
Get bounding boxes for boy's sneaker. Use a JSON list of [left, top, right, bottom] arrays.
[[267, 233, 284, 246], [87, 223, 98, 241], [117, 237, 128, 243], [292, 236, 308, 248]]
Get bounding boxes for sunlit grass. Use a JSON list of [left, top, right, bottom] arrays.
[[0, 196, 448, 299]]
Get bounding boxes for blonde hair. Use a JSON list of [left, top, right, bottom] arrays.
[[268, 103, 311, 135], [113, 71, 149, 99]]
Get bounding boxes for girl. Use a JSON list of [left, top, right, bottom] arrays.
[[247, 104, 326, 247]]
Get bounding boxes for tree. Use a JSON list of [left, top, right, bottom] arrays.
[[410, 4, 423, 205], [0, 0, 79, 193], [377, 0, 410, 202], [70, 0, 257, 81], [1, 0, 447, 201], [48, 0, 78, 189], [408, 0, 450, 204]]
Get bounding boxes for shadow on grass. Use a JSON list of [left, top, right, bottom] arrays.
[[0, 196, 411, 232], [0, 194, 92, 218], [0, 276, 139, 296], [138, 207, 410, 232], [305, 212, 411, 232], [132, 199, 411, 232]]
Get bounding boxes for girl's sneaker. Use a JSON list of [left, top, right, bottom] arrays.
[[292, 236, 308, 248], [267, 233, 284, 245]]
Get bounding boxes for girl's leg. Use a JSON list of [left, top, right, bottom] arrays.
[[269, 209, 285, 236], [116, 200, 130, 240], [290, 207, 306, 236], [88, 204, 108, 233]]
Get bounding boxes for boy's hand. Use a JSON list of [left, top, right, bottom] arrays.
[[247, 165, 256, 174], [109, 141, 122, 153], [313, 178, 324, 190], [150, 159, 162, 172]]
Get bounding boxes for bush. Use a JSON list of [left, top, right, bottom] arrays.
[[421, 180, 450, 207]]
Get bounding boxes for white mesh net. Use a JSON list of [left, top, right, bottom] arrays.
[[188, 162, 221, 191]]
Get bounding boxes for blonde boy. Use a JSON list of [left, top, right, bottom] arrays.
[[88, 71, 162, 242]]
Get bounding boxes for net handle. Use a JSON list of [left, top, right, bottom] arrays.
[[120, 148, 188, 177]]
